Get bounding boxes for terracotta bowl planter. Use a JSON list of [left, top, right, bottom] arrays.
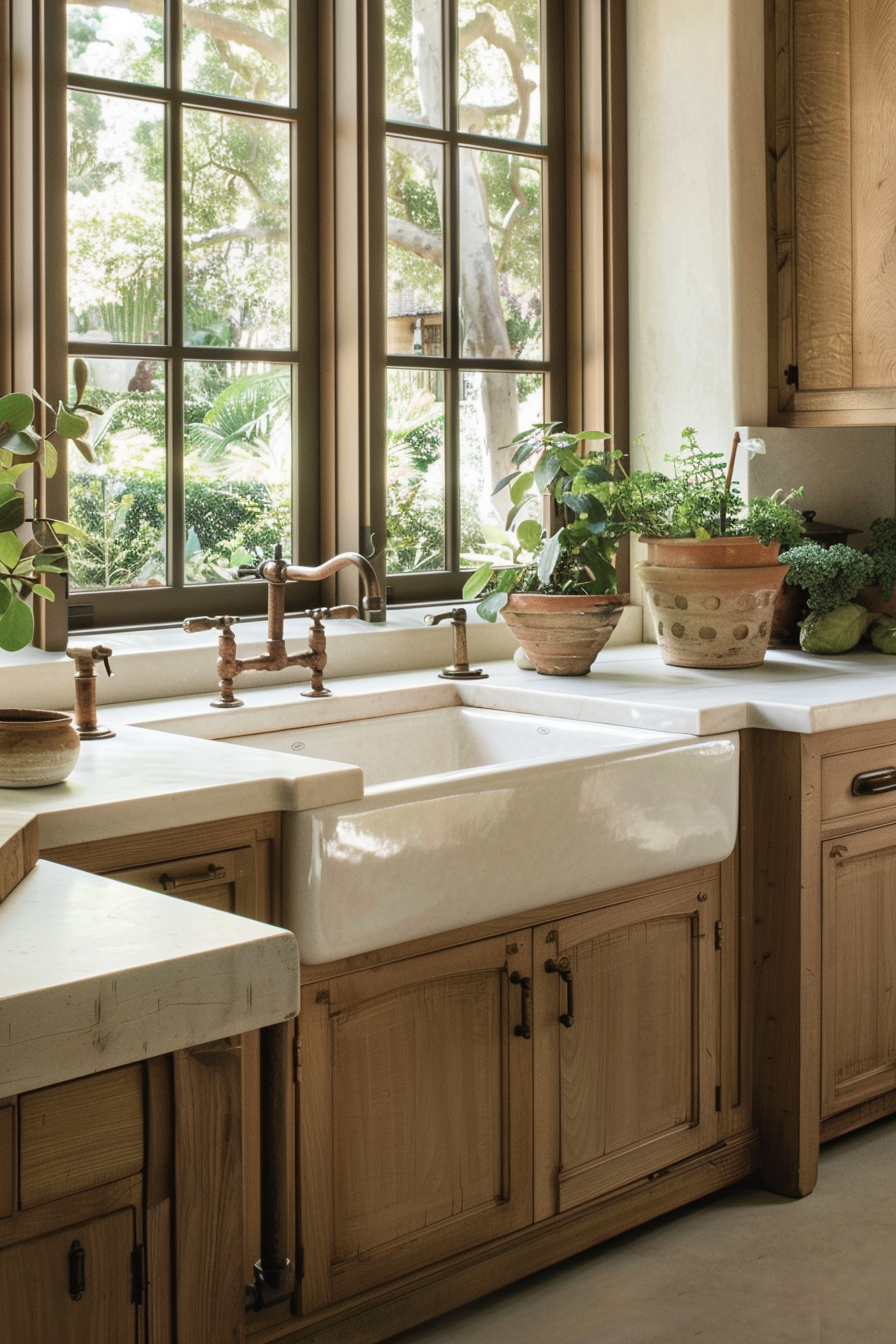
[[501, 592, 629, 676], [640, 536, 781, 568], [637, 562, 788, 669], [0, 710, 80, 788], [856, 585, 896, 618]]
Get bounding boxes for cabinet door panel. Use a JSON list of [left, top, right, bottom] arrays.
[[0, 1208, 137, 1343], [823, 827, 896, 1116], [539, 881, 720, 1214], [300, 934, 532, 1312]]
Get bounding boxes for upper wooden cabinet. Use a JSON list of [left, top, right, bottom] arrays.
[[768, 0, 896, 423]]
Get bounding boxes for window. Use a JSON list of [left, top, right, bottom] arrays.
[[57, 0, 318, 628], [377, 1, 557, 602], [0, 1, 625, 645]]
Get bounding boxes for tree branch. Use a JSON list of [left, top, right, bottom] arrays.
[[387, 217, 443, 265], [95, 0, 287, 72], [459, 100, 519, 133], [188, 223, 289, 249], [458, 9, 536, 143]]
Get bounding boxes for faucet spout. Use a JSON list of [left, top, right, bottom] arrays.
[[281, 553, 383, 620]]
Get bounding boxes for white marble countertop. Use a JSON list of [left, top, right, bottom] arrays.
[[0, 858, 299, 1096]]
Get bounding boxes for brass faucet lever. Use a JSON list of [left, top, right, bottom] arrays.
[[65, 643, 115, 739], [423, 608, 487, 680]]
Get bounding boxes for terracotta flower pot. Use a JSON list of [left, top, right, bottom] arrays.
[[636, 561, 788, 669], [856, 585, 896, 619], [0, 710, 80, 788], [640, 536, 781, 568], [501, 592, 629, 676]]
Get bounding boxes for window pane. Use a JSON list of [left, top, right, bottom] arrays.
[[459, 149, 541, 360], [68, 358, 167, 591], [182, 0, 290, 106], [68, 93, 166, 344], [460, 370, 543, 555], [184, 361, 293, 584], [184, 111, 291, 349], [386, 137, 444, 356], [457, 0, 541, 142], [386, 369, 445, 574], [67, 3, 164, 86], [385, 0, 443, 129]]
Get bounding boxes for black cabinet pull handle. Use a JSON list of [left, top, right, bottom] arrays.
[[509, 970, 532, 1039], [68, 1240, 85, 1301], [545, 957, 574, 1028], [851, 768, 896, 796]]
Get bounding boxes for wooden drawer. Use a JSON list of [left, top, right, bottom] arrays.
[[19, 1067, 143, 1209], [109, 846, 251, 913], [0, 1105, 13, 1219], [821, 742, 896, 825]]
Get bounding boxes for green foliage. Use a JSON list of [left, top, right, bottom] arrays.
[[0, 379, 95, 650], [69, 467, 290, 590], [783, 542, 875, 617], [864, 517, 896, 601], [462, 423, 627, 621], [870, 614, 896, 655], [630, 428, 803, 543]]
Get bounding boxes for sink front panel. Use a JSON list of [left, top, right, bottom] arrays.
[[284, 734, 739, 962]]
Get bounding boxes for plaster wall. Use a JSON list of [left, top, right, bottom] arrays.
[[626, 0, 896, 632]]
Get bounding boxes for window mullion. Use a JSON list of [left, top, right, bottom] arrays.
[[168, 0, 185, 593]]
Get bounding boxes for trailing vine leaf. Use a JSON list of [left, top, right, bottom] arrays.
[[0, 592, 34, 650], [516, 519, 542, 552], [462, 562, 493, 600], [537, 531, 561, 584], [477, 590, 509, 622]]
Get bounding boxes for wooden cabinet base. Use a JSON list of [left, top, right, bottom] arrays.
[[259, 1130, 758, 1344]]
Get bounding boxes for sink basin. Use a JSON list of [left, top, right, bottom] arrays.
[[216, 705, 670, 787], [175, 699, 739, 963]]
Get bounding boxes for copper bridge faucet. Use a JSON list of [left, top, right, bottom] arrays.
[[184, 547, 384, 708]]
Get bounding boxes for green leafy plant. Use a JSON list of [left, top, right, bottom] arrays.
[[461, 423, 633, 621], [864, 517, 896, 601], [629, 428, 804, 545], [0, 365, 94, 650], [782, 542, 875, 617]]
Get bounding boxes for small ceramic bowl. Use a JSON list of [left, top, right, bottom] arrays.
[[0, 710, 81, 787]]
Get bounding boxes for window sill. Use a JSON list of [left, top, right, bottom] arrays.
[[0, 603, 644, 712]]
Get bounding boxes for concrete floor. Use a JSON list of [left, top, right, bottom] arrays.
[[394, 1117, 896, 1343]]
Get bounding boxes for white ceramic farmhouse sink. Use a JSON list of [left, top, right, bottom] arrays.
[[180, 700, 739, 963]]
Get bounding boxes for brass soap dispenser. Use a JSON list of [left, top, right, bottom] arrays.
[[65, 644, 115, 739]]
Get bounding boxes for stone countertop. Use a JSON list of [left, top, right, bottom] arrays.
[[2, 642, 896, 850], [109, 641, 896, 738], [0, 858, 298, 1096]]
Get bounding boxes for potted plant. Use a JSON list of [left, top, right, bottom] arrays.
[[0, 363, 94, 651], [461, 423, 634, 675], [632, 428, 804, 668], [853, 517, 896, 619]]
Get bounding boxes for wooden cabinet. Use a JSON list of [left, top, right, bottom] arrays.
[[42, 813, 285, 1340], [295, 863, 751, 1341], [749, 721, 896, 1198], [0, 1067, 144, 1343], [43, 813, 280, 923], [0, 1209, 139, 1344], [533, 877, 721, 1218], [821, 822, 896, 1118], [766, 0, 896, 424], [299, 933, 534, 1313]]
